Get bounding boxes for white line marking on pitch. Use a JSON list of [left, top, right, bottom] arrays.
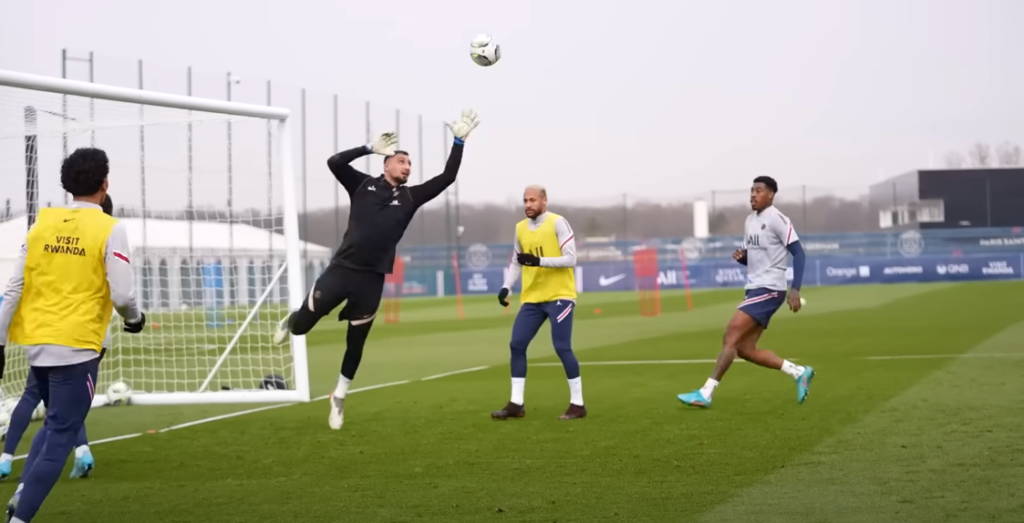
[[9, 370, 480, 462], [421, 366, 489, 380], [861, 353, 1024, 360]]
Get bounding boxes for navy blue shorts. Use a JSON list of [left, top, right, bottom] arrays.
[[737, 288, 787, 328]]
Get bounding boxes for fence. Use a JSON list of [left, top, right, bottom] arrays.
[[1, 51, 1023, 312]]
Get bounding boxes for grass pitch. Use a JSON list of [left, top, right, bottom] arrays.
[[4, 282, 1024, 522]]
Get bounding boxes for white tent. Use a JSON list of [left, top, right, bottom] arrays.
[[0, 216, 333, 311]]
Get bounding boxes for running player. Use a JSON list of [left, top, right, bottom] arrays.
[[0, 149, 145, 523], [492, 185, 585, 420], [677, 176, 814, 408], [0, 194, 116, 482], [273, 109, 480, 430]]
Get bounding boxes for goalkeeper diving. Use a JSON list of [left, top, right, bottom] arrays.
[[273, 109, 479, 430], [0, 194, 116, 482]]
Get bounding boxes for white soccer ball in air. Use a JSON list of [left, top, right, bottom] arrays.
[[470, 34, 501, 67], [106, 381, 133, 406]]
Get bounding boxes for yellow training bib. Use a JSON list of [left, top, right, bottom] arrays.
[[10, 206, 118, 351], [515, 213, 577, 304]]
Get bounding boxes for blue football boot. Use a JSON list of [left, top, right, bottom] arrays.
[[677, 390, 712, 408], [796, 367, 815, 404], [0, 458, 11, 481], [69, 448, 94, 478]]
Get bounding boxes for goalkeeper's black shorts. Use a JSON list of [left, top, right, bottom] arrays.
[[302, 262, 386, 324]]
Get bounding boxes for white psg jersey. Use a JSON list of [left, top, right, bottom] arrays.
[[743, 206, 799, 291]]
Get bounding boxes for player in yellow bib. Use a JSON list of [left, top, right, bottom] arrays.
[[492, 185, 585, 421], [0, 148, 145, 523]]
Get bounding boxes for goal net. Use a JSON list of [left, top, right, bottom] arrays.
[[0, 70, 310, 406]]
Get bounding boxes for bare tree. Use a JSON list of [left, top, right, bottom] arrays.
[[944, 151, 966, 168], [996, 141, 1022, 166], [967, 143, 992, 167]]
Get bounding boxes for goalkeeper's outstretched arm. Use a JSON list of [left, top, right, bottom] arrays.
[[409, 109, 479, 207], [409, 141, 464, 207], [327, 147, 373, 195]]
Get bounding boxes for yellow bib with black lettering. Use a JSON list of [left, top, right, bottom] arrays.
[[10, 207, 117, 351], [515, 213, 577, 304]]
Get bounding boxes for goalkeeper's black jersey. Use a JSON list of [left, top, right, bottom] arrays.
[[326, 144, 464, 274]]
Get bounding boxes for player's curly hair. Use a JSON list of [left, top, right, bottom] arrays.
[[101, 194, 113, 216], [61, 148, 109, 197], [753, 176, 778, 193]]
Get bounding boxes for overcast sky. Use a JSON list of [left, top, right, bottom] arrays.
[[1, 0, 1023, 213]]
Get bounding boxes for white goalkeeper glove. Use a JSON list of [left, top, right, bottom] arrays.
[[368, 132, 399, 156], [446, 109, 480, 142]]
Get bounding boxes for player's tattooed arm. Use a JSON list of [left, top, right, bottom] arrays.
[[327, 147, 374, 195], [409, 142, 464, 207]]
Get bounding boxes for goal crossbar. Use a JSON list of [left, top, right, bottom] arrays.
[[0, 68, 310, 405], [0, 69, 289, 120]]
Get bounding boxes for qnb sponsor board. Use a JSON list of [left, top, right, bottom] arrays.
[[816, 255, 1022, 285]]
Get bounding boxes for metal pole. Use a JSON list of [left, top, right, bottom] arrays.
[[88, 51, 95, 147], [417, 113, 424, 245], [301, 88, 308, 265], [333, 94, 341, 247], [623, 193, 628, 240], [187, 66, 194, 261], [266, 80, 273, 299], [138, 60, 148, 307], [61, 49, 68, 204], [364, 101, 371, 174], [802, 185, 808, 233], [226, 72, 235, 297], [24, 106, 38, 230], [443, 124, 452, 259]]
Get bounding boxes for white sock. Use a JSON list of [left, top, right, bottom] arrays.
[[510, 377, 526, 406], [700, 378, 719, 400], [781, 360, 806, 379], [75, 445, 90, 458], [12, 517, 26, 523], [568, 377, 583, 406], [0, 453, 12, 462], [333, 375, 352, 399]]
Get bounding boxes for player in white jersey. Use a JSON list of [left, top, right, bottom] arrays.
[[677, 176, 815, 408]]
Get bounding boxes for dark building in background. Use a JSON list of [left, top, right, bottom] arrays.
[[869, 168, 1024, 230]]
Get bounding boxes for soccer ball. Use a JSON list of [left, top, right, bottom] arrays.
[[30, 402, 45, 421], [106, 381, 133, 406], [470, 34, 501, 67]]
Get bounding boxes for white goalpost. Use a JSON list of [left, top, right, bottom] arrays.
[[0, 69, 310, 406]]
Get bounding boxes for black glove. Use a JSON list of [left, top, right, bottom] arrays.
[[124, 312, 146, 334], [498, 288, 510, 307], [516, 252, 541, 267], [0, 345, 5, 380]]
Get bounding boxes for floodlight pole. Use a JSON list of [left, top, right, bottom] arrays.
[[187, 66, 194, 261], [333, 94, 340, 247], [24, 106, 38, 230], [61, 49, 95, 204]]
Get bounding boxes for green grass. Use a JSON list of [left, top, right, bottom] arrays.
[[6, 282, 1024, 522]]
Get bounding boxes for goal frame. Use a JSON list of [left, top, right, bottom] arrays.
[[0, 69, 310, 405]]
